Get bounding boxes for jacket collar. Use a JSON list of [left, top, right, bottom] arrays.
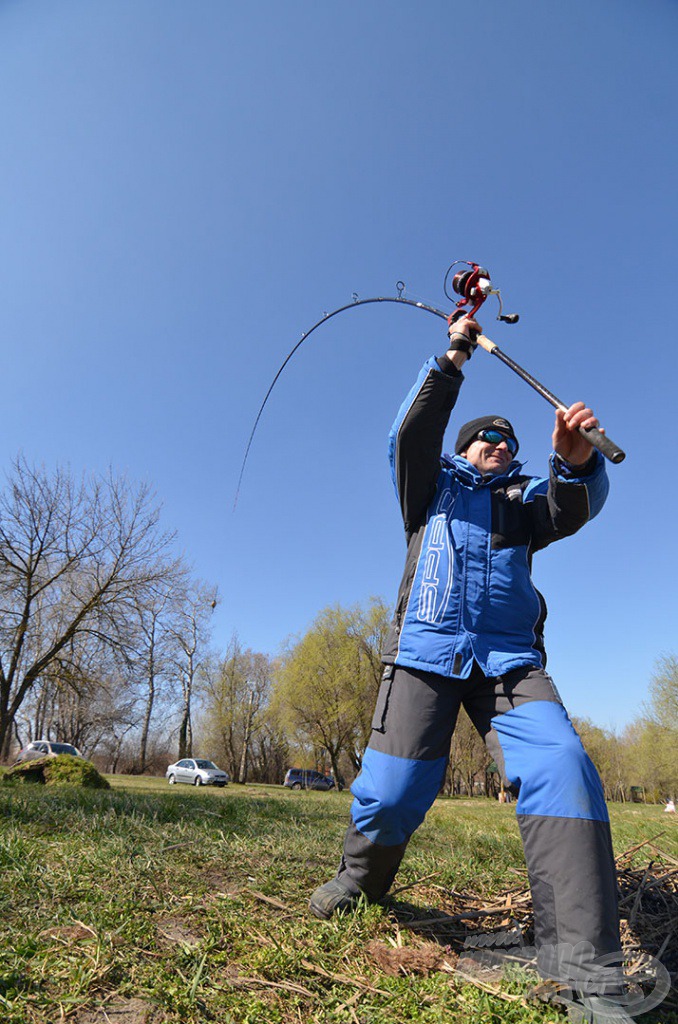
[[443, 453, 524, 487]]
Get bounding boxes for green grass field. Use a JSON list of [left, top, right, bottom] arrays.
[[0, 777, 675, 1023]]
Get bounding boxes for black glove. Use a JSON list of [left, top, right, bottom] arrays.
[[447, 330, 478, 359], [447, 311, 479, 359]]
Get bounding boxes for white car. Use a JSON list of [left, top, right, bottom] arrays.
[[166, 758, 229, 787], [15, 739, 83, 763]]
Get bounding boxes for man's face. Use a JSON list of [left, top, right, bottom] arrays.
[[463, 433, 516, 476]]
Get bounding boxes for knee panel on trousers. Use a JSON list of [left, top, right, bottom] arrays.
[[492, 701, 608, 821], [350, 747, 447, 846]]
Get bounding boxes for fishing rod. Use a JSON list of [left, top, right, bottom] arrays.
[[234, 263, 625, 508], [443, 261, 625, 465]]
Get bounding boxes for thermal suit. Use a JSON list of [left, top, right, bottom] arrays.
[[336, 354, 622, 992]]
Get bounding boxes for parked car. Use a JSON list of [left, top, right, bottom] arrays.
[[14, 739, 83, 764], [166, 759, 229, 787], [283, 768, 336, 791]]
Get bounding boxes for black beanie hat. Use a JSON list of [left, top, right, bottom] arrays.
[[455, 415, 519, 456]]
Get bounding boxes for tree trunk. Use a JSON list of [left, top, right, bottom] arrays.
[[138, 680, 154, 773], [237, 727, 249, 783], [178, 700, 191, 760], [328, 747, 342, 786], [237, 692, 255, 783]]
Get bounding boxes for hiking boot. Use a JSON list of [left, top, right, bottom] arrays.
[[309, 878, 362, 920]]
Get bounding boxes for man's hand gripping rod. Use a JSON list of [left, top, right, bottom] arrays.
[[447, 261, 626, 464]]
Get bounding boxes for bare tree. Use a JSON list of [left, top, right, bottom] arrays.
[[247, 713, 289, 784], [16, 634, 136, 758], [446, 707, 491, 796], [0, 456, 178, 759], [167, 579, 218, 760], [126, 573, 188, 772]]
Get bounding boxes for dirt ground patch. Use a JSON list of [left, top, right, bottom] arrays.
[[74, 997, 164, 1024], [155, 916, 203, 948]]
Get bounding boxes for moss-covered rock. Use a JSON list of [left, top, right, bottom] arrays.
[[3, 754, 111, 789]]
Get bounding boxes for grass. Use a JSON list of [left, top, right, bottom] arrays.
[[0, 777, 675, 1023]]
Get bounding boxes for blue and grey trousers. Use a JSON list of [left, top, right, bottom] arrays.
[[336, 662, 622, 993]]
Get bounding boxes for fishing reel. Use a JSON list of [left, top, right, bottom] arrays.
[[443, 261, 519, 326]]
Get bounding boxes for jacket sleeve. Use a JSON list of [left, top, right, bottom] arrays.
[[388, 355, 464, 536], [522, 451, 610, 552]]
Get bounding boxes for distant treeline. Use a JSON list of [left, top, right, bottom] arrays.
[[3, 458, 675, 802]]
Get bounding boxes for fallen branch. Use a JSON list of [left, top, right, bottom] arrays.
[[628, 862, 654, 926], [399, 906, 517, 930], [615, 833, 666, 865], [649, 844, 678, 868]]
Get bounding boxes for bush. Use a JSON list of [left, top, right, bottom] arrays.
[[2, 754, 111, 789]]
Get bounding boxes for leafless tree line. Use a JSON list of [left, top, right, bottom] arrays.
[[0, 456, 216, 771]]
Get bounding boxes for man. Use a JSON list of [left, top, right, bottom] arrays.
[[311, 316, 627, 1015]]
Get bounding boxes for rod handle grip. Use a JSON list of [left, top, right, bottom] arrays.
[[579, 425, 626, 464], [475, 333, 497, 354]]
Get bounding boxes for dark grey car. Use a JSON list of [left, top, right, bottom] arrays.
[[283, 768, 336, 791]]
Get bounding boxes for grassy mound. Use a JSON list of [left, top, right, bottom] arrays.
[[3, 753, 111, 789]]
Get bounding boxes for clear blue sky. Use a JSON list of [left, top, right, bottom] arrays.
[[1, 0, 676, 730]]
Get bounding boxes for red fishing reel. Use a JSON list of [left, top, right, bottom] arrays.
[[444, 260, 519, 327]]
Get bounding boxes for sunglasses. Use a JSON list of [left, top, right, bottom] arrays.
[[476, 429, 519, 455]]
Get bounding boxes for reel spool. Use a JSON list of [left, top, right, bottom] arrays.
[[444, 260, 519, 324]]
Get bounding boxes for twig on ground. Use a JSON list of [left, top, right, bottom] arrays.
[[655, 925, 677, 962], [615, 833, 665, 864], [399, 906, 518, 930], [649, 844, 678, 868], [160, 839, 200, 853], [300, 958, 393, 997], [628, 861, 654, 926], [216, 976, 316, 998], [389, 872, 442, 897], [250, 890, 293, 912], [334, 990, 361, 1014]]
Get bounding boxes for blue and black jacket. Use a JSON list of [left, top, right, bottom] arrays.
[[381, 355, 609, 679]]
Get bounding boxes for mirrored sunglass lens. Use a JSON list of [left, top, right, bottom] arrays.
[[479, 430, 517, 454]]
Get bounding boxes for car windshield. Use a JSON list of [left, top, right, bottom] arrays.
[[194, 760, 218, 770], [50, 743, 78, 755]]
